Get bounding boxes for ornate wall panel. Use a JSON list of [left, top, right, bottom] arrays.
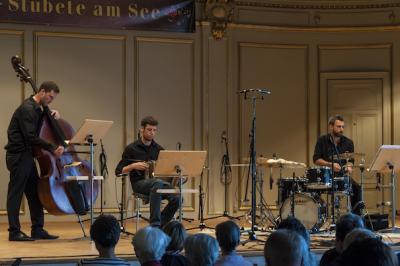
[[35, 32, 126, 214], [238, 43, 309, 211], [134, 37, 197, 211], [0, 30, 24, 215]]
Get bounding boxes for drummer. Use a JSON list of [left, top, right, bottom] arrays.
[[313, 115, 361, 214]]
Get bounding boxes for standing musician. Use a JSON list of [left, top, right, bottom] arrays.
[[115, 116, 180, 227], [313, 115, 361, 213], [5, 81, 64, 241]]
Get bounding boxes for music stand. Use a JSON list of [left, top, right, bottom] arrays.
[[370, 145, 400, 233], [70, 119, 113, 227], [154, 150, 207, 223]]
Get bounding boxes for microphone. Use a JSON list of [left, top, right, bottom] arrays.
[[176, 142, 182, 150], [221, 131, 227, 143], [237, 88, 271, 95]]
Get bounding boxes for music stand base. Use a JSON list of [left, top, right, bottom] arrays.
[[187, 222, 215, 231]]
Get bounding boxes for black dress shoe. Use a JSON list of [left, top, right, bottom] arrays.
[[9, 231, 35, 241], [31, 229, 59, 240]]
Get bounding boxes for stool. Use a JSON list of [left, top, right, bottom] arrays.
[[126, 192, 150, 232]]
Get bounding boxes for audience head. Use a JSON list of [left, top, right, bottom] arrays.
[[90, 214, 121, 250], [277, 216, 310, 245], [264, 229, 310, 266], [184, 233, 219, 266], [340, 237, 397, 266], [215, 220, 241, 254], [342, 227, 377, 250], [162, 221, 187, 252], [335, 213, 364, 252], [132, 226, 171, 264]]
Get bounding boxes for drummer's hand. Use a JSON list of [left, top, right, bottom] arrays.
[[53, 146, 64, 157], [133, 162, 149, 171], [51, 109, 61, 120], [333, 163, 341, 172], [346, 166, 353, 174]]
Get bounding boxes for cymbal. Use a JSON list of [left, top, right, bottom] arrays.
[[243, 157, 307, 168], [266, 159, 307, 168], [334, 152, 365, 160]]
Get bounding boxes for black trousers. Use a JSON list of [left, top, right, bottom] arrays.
[[131, 178, 180, 227], [6, 151, 44, 233]]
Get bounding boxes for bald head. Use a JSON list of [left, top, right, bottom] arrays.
[[264, 229, 309, 266]]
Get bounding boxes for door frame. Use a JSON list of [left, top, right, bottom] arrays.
[[319, 71, 392, 145]]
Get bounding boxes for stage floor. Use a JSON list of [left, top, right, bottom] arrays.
[[0, 215, 399, 265]]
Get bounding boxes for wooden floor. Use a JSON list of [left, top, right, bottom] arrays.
[[0, 215, 400, 265]]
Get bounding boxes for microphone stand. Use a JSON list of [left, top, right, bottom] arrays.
[[239, 89, 269, 244], [202, 133, 241, 222], [330, 135, 342, 226], [187, 167, 214, 231], [99, 139, 109, 214]]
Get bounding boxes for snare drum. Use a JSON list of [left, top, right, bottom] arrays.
[[333, 176, 349, 192], [278, 177, 307, 205], [280, 193, 326, 231], [306, 167, 331, 190]]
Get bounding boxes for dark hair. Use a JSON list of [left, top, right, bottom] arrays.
[[215, 220, 241, 253], [39, 81, 60, 93], [340, 238, 397, 266], [328, 115, 344, 126], [90, 214, 121, 248], [336, 213, 364, 242], [277, 217, 310, 245], [141, 116, 158, 128], [162, 221, 187, 252]]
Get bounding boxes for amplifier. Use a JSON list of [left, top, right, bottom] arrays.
[[363, 213, 389, 231]]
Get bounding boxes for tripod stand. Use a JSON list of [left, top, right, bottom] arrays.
[[239, 88, 271, 243]]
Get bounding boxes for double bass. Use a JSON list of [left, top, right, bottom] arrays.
[[11, 55, 98, 215]]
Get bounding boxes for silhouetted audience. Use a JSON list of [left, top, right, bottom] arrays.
[[278, 216, 310, 245], [132, 226, 170, 266], [319, 213, 364, 266], [264, 229, 313, 266], [79, 214, 129, 266], [342, 227, 377, 251], [184, 233, 219, 266], [214, 220, 252, 266], [161, 221, 188, 266], [339, 237, 398, 266], [277, 217, 316, 265]]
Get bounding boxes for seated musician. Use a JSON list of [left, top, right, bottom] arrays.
[[115, 116, 180, 227], [313, 115, 361, 213]]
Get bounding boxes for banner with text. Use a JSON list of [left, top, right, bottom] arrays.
[[0, 0, 195, 32]]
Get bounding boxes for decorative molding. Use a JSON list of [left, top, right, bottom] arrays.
[[234, 0, 400, 10], [205, 0, 235, 40]]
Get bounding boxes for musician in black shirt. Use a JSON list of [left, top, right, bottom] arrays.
[[5, 81, 64, 241], [115, 116, 180, 227], [313, 115, 361, 212]]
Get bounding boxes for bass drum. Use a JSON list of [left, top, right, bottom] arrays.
[[280, 193, 326, 231]]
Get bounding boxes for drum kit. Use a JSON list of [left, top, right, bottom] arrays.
[[242, 153, 365, 232]]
